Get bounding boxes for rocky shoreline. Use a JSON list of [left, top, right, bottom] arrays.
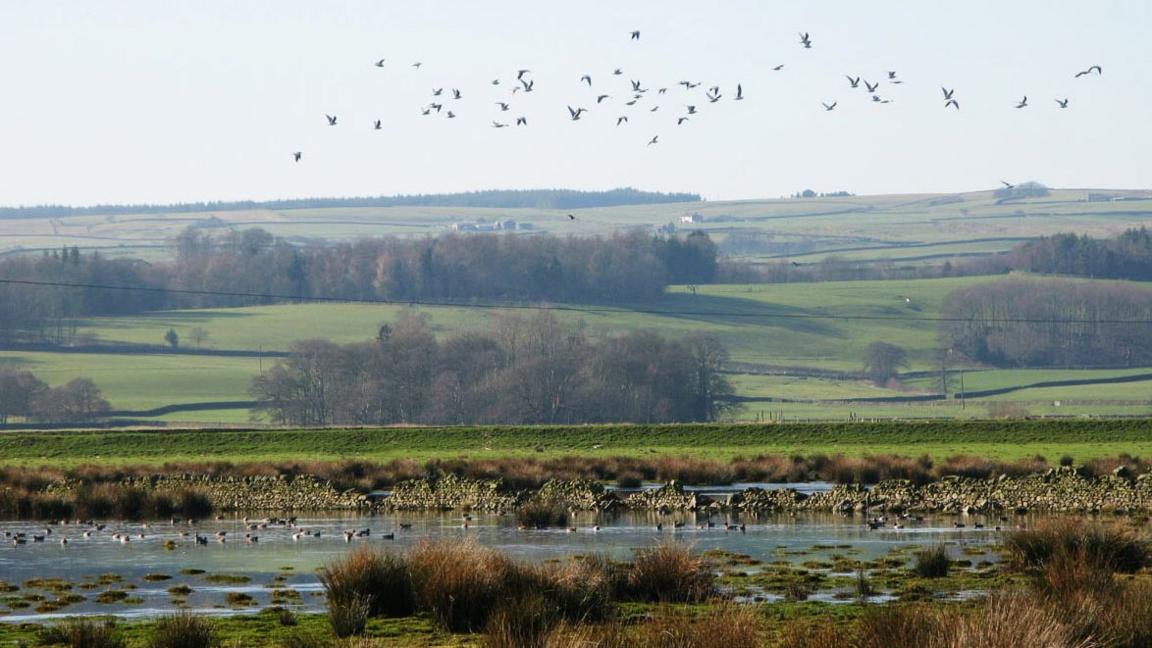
[[38, 466, 1152, 515]]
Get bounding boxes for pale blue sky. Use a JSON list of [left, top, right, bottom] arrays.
[[0, 0, 1147, 206]]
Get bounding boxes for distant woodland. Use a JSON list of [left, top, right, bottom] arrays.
[[0, 228, 717, 343], [0, 188, 701, 220], [251, 311, 733, 426]]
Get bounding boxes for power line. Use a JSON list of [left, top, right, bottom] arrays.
[[3, 276, 1152, 326]]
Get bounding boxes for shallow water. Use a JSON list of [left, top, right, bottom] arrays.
[[0, 509, 1004, 622]]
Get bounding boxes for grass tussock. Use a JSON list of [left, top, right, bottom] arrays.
[[37, 618, 125, 648], [912, 545, 951, 578], [625, 542, 717, 603], [147, 612, 218, 648], [1004, 519, 1150, 573], [318, 546, 413, 618], [515, 497, 569, 528], [543, 604, 763, 648]]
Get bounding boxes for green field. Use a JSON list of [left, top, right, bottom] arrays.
[[4, 189, 1151, 266], [1, 420, 1150, 467], [0, 274, 1146, 423]]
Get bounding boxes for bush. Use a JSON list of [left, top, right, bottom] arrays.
[[624, 542, 716, 603], [318, 546, 413, 618], [326, 594, 369, 638], [38, 618, 124, 648], [147, 612, 218, 648], [912, 545, 950, 578]]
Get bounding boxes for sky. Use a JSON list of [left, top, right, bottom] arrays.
[[0, 0, 1148, 206]]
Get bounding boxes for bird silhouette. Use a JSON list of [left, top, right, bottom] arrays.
[[374, 119, 382, 130], [567, 106, 587, 120], [616, 116, 629, 126], [658, 87, 668, 94], [411, 62, 422, 69], [568, 213, 576, 220], [941, 87, 955, 100], [822, 101, 837, 111], [735, 84, 744, 100], [864, 80, 879, 93], [945, 99, 960, 110], [648, 135, 659, 145], [1074, 65, 1102, 77], [677, 116, 689, 125], [887, 71, 898, 80], [631, 30, 640, 40], [374, 59, 386, 68], [686, 105, 697, 114], [516, 116, 527, 126], [432, 88, 443, 96], [492, 121, 508, 128], [496, 102, 510, 111], [847, 76, 861, 88], [613, 68, 623, 75], [799, 32, 812, 48], [292, 152, 301, 162], [1001, 181, 1015, 189], [1016, 96, 1028, 108], [452, 89, 462, 99], [521, 79, 535, 92], [772, 64, 785, 71], [491, 79, 500, 86], [580, 75, 592, 86], [446, 111, 456, 118], [430, 103, 443, 112], [596, 94, 610, 103], [517, 69, 530, 80], [325, 114, 337, 125], [650, 105, 659, 112], [1055, 98, 1069, 108], [421, 108, 431, 116]]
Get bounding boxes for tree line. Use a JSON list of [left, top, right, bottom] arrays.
[[0, 188, 701, 220], [251, 311, 734, 426], [939, 278, 1152, 368], [0, 229, 717, 343], [0, 370, 111, 424]]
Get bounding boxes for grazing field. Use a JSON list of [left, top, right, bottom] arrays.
[[4, 189, 1152, 266], [0, 274, 1145, 423], [2, 420, 1150, 467]]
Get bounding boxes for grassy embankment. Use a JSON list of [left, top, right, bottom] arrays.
[[2, 420, 1151, 468]]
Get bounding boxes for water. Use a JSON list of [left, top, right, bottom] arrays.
[[0, 509, 1004, 622]]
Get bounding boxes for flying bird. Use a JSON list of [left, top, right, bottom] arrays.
[[735, 84, 744, 100], [613, 68, 623, 75], [846, 76, 861, 88], [496, 102, 510, 111], [649, 105, 659, 112], [517, 69, 531, 80], [647, 135, 659, 145], [596, 94, 610, 103], [446, 111, 456, 118], [516, 117, 527, 126], [580, 75, 592, 86], [677, 116, 689, 125], [491, 79, 500, 86], [887, 71, 898, 80], [421, 108, 431, 116], [1016, 96, 1028, 108], [679, 80, 699, 89], [945, 99, 960, 110], [492, 121, 508, 128], [822, 101, 837, 111], [430, 103, 443, 112], [1055, 98, 1069, 108], [521, 79, 535, 92], [452, 88, 462, 99], [374, 120, 382, 130], [1001, 181, 1015, 189], [411, 62, 422, 69], [686, 105, 697, 114], [616, 116, 629, 126], [374, 59, 386, 68], [432, 88, 443, 96], [941, 87, 955, 100], [658, 87, 668, 95], [292, 152, 301, 162], [568, 213, 576, 220], [864, 80, 879, 93], [1074, 65, 1103, 77], [772, 64, 785, 71], [567, 106, 587, 120], [325, 114, 337, 125], [631, 30, 640, 40], [799, 32, 812, 48]]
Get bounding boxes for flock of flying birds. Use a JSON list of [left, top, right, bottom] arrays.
[[290, 30, 1105, 163]]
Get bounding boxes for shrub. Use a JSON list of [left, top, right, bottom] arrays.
[[934, 591, 1094, 648], [624, 542, 716, 603], [327, 594, 370, 638], [147, 612, 218, 648], [38, 618, 124, 648], [318, 546, 413, 618], [912, 545, 950, 578]]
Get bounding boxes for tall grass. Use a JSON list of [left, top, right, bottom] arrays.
[[408, 539, 518, 632], [912, 545, 950, 578], [147, 612, 218, 648], [625, 542, 717, 603], [515, 497, 569, 528], [542, 605, 763, 648], [318, 546, 413, 618], [37, 618, 124, 648], [1004, 519, 1150, 573]]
